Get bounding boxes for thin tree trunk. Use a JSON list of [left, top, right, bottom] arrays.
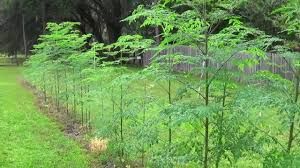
[[168, 54, 172, 146], [85, 84, 88, 127], [84, 84, 90, 128], [203, 32, 209, 168], [88, 85, 91, 129], [216, 82, 227, 168], [41, 0, 46, 32], [287, 75, 299, 153], [56, 69, 60, 113], [65, 69, 69, 115], [155, 27, 160, 44], [120, 83, 124, 161], [22, 14, 27, 58], [168, 79, 172, 145], [80, 72, 84, 126], [142, 80, 147, 167], [120, 52, 125, 165], [73, 68, 77, 119]]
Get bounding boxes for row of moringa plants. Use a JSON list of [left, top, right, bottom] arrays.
[[24, 1, 300, 167]]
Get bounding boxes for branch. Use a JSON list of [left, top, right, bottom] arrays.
[[197, 45, 205, 56], [208, 51, 239, 86], [250, 122, 288, 153], [208, 21, 221, 34], [282, 57, 299, 78], [175, 78, 206, 100], [156, 81, 170, 95]]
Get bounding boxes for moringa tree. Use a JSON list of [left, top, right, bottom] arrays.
[[125, 0, 278, 167]]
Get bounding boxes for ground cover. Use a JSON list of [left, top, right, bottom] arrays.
[[0, 67, 91, 168]]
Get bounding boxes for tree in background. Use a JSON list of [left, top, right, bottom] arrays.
[[0, 0, 155, 55]]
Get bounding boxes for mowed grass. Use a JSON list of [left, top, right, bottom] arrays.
[[0, 67, 90, 168]]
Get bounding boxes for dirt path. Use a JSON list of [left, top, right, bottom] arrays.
[[0, 67, 91, 168]]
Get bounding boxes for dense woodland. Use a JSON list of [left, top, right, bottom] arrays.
[[1, 0, 300, 167]]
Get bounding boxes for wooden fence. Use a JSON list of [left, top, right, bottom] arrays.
[[141, 46, 294, 80]]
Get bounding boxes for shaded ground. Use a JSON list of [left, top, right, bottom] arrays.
[[0, 67, 91, 168]]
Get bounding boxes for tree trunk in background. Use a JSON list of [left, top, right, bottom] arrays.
[[0, 0, 154, 52], [120, 0, 129, 17], [75, 0, 133, 44], [41, 0, 46, 32], [155, 27, 160, 44], [154, 0, 161, 44], [22, 14, 27, 58]]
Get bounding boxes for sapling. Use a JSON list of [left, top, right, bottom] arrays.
[[229, 3, 300, 166], [23, 6, 288, 167], [104, 34, 153, 166], [55, 65, 60, 112], [26, 22, 92, 122], [125, 1, 276, 167], [42, 71, 47, 103], [72, 67, 77, 118], [64, 68, 69, 115], [273, 0, 300, 154], [82, 42, 105, 128]]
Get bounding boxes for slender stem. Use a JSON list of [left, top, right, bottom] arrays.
[[43, 72, 47, 103], [73, 67, 77, 119], [215, 82, 227, 168], [142, 80, 147, 167], [287, 75, 299, 153], [22, 14, 27, 58], [208, 51, 239, 86], [80, 71, 84, 126], [85, 84, 88, 128], [168, 80, 172, 145], [176, 78, 206, 100], [65, 69, 69, 115], [120, 52, 125, 165], [168, 54, 172, 146], [203, 20, 210, 168], [56, 69, 60, 113]]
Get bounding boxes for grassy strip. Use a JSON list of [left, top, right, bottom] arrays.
[[0, 67, 90, 168]]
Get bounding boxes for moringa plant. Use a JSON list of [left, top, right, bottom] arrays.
[[26, 22, 92, 123], [23, 1, 300, 167], [234, 2, 300, 166], [99, 34, 154, 166], [124, 0, 278, 167]]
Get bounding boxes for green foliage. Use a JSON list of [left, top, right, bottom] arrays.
[[273, 0, 300, 37], [23, 1, 300, 167]]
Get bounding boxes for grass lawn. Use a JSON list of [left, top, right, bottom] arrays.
[[0, 67, 90, 168]]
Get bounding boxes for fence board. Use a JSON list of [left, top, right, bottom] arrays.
[[141, 46, 295, 80]]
